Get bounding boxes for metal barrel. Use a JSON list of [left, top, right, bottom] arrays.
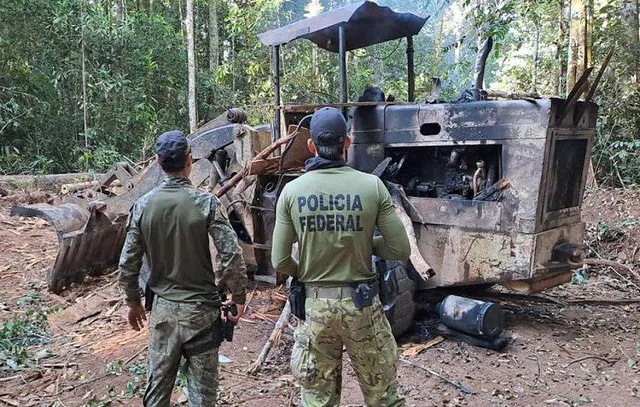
[[437, 295, 505, 339]]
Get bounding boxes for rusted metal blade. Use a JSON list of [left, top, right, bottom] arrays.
[[11, 203, 126, 293], [49, 221, 126, 293]]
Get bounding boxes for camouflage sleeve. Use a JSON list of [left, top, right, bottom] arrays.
[[373, 178, 411, 261], [208, 196, 248, 304], [118, 202, 144, 307], [271, 186, 298, 276]]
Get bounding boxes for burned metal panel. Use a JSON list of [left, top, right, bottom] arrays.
[[533, 99, 597, 233], [531, 222, 585, 275], [257, 2, 427, 52], [349, 105, 386, 172], [414, 224, 533, 288], [407, 197, 502, 231], [383, 100, 551, 143]]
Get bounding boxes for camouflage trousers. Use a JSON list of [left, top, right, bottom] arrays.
[[291, 293, 405, 407], [143, 296, 220, 407]]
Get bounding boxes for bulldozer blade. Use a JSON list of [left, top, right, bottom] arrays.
[[11, 202, 126, 293]]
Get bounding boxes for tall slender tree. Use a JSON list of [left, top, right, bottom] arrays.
[[186, 0, 197, 133]]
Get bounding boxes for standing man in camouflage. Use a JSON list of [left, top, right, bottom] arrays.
[[118, 130, 247, 407], [271, 107, 411, 407]]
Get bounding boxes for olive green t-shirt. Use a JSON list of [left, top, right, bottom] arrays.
[[271, 165, 410, 285], [118, 176, 247, 306]]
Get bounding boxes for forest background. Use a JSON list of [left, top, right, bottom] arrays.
[[1, 0, 638, 187]]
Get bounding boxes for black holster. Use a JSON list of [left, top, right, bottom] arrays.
[[182, 312, 224, 358], [289, 278, 306, 320], [351, 282, 380, 310], [144, 283, 155, 312]]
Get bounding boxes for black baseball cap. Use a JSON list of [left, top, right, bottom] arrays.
[[155, 130, 191, 172], [310, 107, 347, 146]]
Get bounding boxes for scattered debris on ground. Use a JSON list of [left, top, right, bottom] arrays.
[[0, 187, 639, 406]]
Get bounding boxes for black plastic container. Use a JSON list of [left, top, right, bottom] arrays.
[[437, 295, 505, 339]]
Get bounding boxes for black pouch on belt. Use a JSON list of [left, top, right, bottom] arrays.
[[144, 283, 155, 312], [289, 278, 306, 320], [351, 282, 380, 310], [182, 312, 224, 358]]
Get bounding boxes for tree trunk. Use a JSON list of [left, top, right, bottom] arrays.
[[621, 0, 640, 81], [80, 2, 88, 148], [186, 0, 197, 133], [566, 0, 581, 94], [555, 0, 567, 95], [208, 0, 219, 71], [532, 25, 540, 92], [566, 0, 590, 96], [114, 0, 125, 24]]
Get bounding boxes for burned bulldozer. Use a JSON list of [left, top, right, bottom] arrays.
[[13, 1, 600, 337]]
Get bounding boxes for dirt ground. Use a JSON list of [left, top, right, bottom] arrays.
[[0, 187, 639, 407]]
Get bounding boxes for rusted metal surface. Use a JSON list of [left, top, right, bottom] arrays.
[[258, 1, 427, 52], [407, 197, 503, 231], [415, 225, 534, 288], [280, 125, 313, 170], [11, 121, 253, 293]]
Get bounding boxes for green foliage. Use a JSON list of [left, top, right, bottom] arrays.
[[0, 308, 51, 371], [1, 0, 639, 187]]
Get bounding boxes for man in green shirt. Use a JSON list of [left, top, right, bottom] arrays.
[[272, 107, 411, 407], [118, 130, 247, 406]]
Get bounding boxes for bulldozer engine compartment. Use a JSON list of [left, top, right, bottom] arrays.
[[384, 145, 502, 200]]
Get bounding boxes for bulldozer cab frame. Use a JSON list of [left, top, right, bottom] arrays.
[[258, 0, 428, 139]]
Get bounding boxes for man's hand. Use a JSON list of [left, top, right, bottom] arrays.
[[128, 303, 147, 331], [226, 302, 245, 324]]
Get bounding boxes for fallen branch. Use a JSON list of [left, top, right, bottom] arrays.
[[124, 345, 148, 365], [583, 258, 640, 282], [562, 355, 618, 368], [52, 371, 116, 396], [248, 299, 292, 375], [400, 358, 473, 394]]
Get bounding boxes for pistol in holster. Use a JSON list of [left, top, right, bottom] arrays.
[[144, 283, 155, 312], [289, 278, 306, 320], [351, 281, 380, 310], [182, 310, 225, 359]]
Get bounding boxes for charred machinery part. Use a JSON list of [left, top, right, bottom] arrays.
[[11, 123, 244, 293], [552, 242, 585, 265], [557, 67, 593, 124], [358, 86, 386, 102], [435, 323, 509, 351], [473, 178, 510, 201], [387, 146, 500, 200], [371, 157, 392, 178], [226, 108, 247, 124], [585, 48, 614, 102], [437, 295, 505, 339], [473, 160, 486, 195], [473, 36, 494, 99], [99, 162, 136, 192]]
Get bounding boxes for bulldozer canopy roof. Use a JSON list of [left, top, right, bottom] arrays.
[[257, 1, 428, 52]]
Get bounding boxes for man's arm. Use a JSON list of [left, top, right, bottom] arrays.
[[118, 203, 147, 331], [118, 204, 145, 306], [373, 179, 411, 261], [209, 197, 248, 305], [271, 188, 298, 276]]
